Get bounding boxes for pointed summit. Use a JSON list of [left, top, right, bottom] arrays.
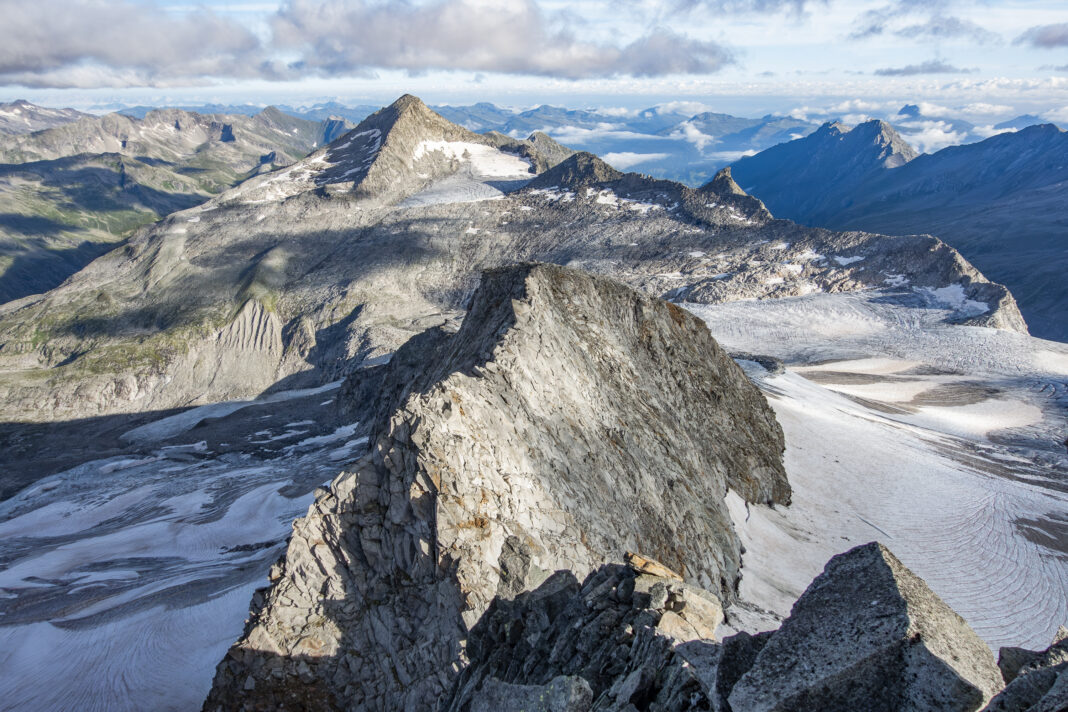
[[848, 119, 917, 167], [703, 166, 748, 197], [221, 94, 542, 206], [527, 151, 623, 189]]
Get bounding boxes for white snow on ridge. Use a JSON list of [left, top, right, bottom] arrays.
[[920, 283, 989, 315], [412, 140, 532, 178], [833, 255, 864, 265]]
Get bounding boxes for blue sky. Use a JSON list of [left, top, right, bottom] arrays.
[[1, 0, 1066, 120]]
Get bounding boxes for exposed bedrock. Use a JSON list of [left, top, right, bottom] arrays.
[[985, 628, 1068, 712], [730, 542, 1005, 712], [203, 263, 789, 711]]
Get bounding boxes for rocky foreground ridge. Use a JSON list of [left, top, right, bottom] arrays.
[[203, 263, 789, 710], [205, 265, 1062, 712]]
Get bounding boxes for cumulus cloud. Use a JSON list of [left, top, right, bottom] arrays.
[[271, 0, 734, 79], [896, 120, 967, 153], [602, 152, 670, 169], [1015, 23, 1068, 48], [670, 121, 716, 151], [0, 0, 275, 88], [0, 0, 735, 87], [874, 59, 976, 76]]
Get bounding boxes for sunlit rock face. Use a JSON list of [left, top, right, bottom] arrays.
[[203, 263, 789, 711]]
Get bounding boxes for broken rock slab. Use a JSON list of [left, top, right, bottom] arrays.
[[985, 629, 1068, 712], [728, 541, 1004, 712]]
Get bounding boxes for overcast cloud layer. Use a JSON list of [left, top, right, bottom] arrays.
[[0, 0, 1064, 103], [271, 0, 733, 79]]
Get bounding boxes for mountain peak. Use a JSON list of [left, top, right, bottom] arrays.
[[703, 166, 748, 197], [527, 151, 623, 189]]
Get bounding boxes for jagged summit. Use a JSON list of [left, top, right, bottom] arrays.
[[527, 150, 624, 188], [702, 166, 749, 197], [221, 93, 574, 206], [849, 118, 918, 167], [731, 117, 917, 222], [204, 262, 789, 710]]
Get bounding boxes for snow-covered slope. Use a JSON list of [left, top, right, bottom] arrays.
[[688, 292, 1067, 648], [0, 100, 89, 135], [0, 290, 1064, 711]]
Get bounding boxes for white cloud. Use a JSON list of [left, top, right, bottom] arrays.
[[958, 102, 1014, 117], [602, 151, 670, 169], [271, 0, 734, 79], [670, 120, 716, 150], [654, 100, 717, 116], [897, 119, 967, 152], [0, 0, 273, 88], [971, 124, 1015, 138], [1043, 106, 1068, 124]]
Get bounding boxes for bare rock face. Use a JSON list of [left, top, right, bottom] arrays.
[[986, 630, 1068, 712], [443, 562, 728, 712], [729, 542, 1005, 712], [203, 263, 788, 711], [998, 626, 1068, 685]]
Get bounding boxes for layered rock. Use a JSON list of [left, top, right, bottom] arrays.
[[203, 263, 789, 710], [729, 542, 1004, 712]]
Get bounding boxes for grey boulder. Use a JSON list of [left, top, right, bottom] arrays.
[[728, 541, 1004, 712], [985, 629, 1068, 712]]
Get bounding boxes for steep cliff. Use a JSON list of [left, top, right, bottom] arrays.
[[203, 263, 788, 711]]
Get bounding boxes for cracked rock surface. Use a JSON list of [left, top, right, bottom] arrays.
[[203, 262, 788, 711]]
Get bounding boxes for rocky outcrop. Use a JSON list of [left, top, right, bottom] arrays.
[[203, 263, 788, 711], [998, 627, 1068, 684], [442, 561, 729, 711], [729, 542, 1005, 712], [985, 630, 1068, 711], [527, 151, 624, 188]]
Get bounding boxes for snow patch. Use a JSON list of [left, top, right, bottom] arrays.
[[919, 283, 989, 316], [412, 141, 532, 178]]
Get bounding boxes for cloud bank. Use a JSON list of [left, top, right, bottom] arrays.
[[0, 0, 734, 88], [1015, 23, 1068, 48], [874, 59, 976, 76]]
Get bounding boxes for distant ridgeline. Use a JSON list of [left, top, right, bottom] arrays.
[[732, 119, 1068, 342], [0, 102, 354, 303]]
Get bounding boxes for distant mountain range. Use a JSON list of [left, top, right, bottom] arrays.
[[104, 101, 828, 185], [2, 98, 1063, 340], [39, 98, 1057, 187], [0, 106, 353, 302], [732, 120, 1068, 341], [0, 100, 91, 135]]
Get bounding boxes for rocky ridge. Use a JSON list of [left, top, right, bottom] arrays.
[[0, 100, 90, 135], [0, 94, 1026, 425], [0, 105, 356, 302], [203, 267, 1052, 711], [203, 263, 789, 710]]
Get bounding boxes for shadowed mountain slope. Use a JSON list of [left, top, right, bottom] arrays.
[[732, 123, 1068, 341]]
